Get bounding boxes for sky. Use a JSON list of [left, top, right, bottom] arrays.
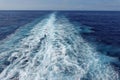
[[0, 0, 120, 10]]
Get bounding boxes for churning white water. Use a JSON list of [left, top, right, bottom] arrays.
[[0, 13, 119, 80]]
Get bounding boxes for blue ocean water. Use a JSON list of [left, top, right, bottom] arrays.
[[0, 11, 120, 80]]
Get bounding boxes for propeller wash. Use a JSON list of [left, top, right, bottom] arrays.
[[0, 13, 119, 80]]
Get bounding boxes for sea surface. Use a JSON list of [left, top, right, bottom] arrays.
[[0, 11, 120, 80]]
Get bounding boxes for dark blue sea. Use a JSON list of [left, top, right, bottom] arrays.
[[0, 11, 120, 80]]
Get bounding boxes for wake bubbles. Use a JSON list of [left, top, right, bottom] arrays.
[[0, 13, 119, 80]]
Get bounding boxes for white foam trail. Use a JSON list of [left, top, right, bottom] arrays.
[[0, 13, 119, 80]]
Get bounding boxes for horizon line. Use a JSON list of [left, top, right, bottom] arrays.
[[0, 10, 120, 11]]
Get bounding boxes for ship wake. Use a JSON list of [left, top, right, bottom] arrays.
[[0, 13, 119, 80]]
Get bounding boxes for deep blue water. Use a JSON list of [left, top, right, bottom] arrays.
[[60, 11, 120, 66], [0, 11, 51, 40], [0, 11, 120, 80]]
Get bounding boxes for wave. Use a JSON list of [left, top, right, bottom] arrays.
[[0, 13, 119, 80]]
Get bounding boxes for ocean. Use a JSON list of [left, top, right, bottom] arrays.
[[0, 11, 120, 80]]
